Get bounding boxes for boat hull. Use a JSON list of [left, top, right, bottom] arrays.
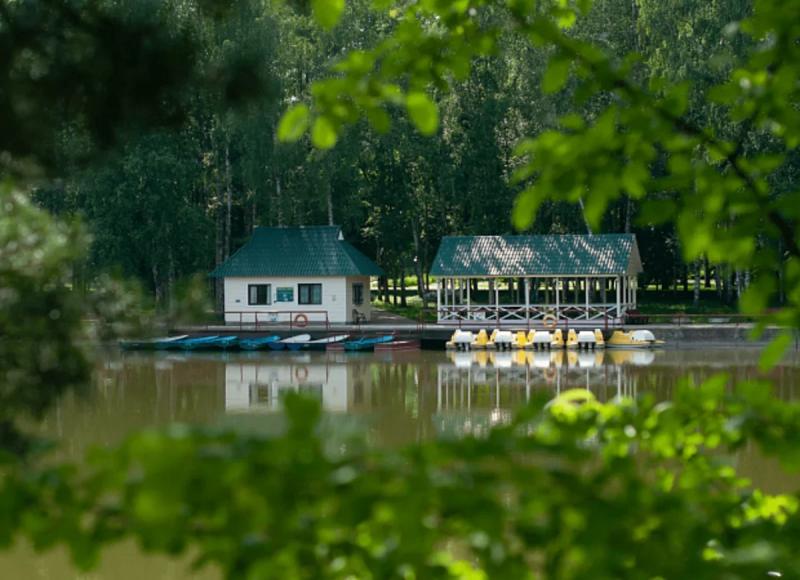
[[239, 335, 280, 351], [343, 336, 394, 352]]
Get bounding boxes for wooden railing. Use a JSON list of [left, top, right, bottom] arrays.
[[436, 304, 628, 327], [224, 310, 330, 331]]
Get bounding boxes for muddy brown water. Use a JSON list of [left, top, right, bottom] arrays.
[[3, 346, 799, 578]]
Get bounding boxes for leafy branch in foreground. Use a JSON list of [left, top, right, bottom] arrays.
[[281, 0, 800, 345], [4, 381, 800, 578]]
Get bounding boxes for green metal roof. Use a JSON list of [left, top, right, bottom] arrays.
[[430, 234, 642, 277], [210, 226, 383, 278]]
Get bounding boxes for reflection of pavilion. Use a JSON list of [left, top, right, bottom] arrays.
[[434, 349, 654, 435], [225, 357, 355, 412]]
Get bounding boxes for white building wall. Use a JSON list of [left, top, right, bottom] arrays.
[[223, 276, 350, 323]]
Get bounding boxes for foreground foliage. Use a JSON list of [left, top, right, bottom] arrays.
[[2, 0, 800, 578], [3, 384, 800, 578]]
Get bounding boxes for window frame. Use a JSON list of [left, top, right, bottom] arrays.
[[298, 283, 322, 305], [248, 284, 272, 306]]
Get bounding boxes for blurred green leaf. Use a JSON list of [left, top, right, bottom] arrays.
[[311, 116, 338, 149], [406, 92, 439, 135], [277, 104, 310, 142], [542, 56, 570, 93], [759, 331, 792, 371], [312, 0, 345, 29]]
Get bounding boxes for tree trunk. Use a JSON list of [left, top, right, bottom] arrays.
[[577, 197, 593, 235], [400, 272, 407, 307], [410, 222, 424, 300], [735, 269, 743, 300], [624, 197, 632, 233], [703, 255, 711, 288], [275, 175, 283, 226], [326, 184, 334, 226], [215, 193, 225, 314], [724, 265, 734, 304], [392, 277, 398, 306], [224, 141, 232, 261], [693, 259, 701, 308], [714, 263, 722, 299]]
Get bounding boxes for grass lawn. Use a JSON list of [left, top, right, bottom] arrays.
[[371, 295, 437, 322]]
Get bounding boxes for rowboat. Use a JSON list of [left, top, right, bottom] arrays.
[[239, 335, 280, 351], [302, 334, 349, 351], [343, 335, 394, 351], [213, 336, 239, 350], [374, 340, 420, 352], [119, 335, 188, 351], [180, 335, 240, 351], [177, 335, 221, 350], [269, 333, 312, 351]]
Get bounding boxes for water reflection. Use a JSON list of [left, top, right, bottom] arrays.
[[10, 347, 800, 578], [34, 348, 800, 479], [435, 349, 651, 437]]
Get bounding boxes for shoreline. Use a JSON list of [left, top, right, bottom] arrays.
[[166, 323, 796, 349]]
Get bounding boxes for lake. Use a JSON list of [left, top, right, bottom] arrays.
[[3, 346, 799, 578]]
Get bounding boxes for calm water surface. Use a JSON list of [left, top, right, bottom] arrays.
[[3, 346, 799, 578]]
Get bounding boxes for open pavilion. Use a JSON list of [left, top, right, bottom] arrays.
[[429, 234, 642, 327]]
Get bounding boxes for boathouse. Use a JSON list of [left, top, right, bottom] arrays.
[[430, 234, 642, 326], [211, 226, 383, 325]]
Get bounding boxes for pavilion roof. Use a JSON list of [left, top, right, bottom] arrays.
[[430, 234, 642, 277]]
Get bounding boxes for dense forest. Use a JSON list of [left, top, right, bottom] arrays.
[[31, 0, 783, 309]]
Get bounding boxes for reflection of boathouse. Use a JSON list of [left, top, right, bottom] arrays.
[[431, 234, 642, 326], [225, 357, 359, 412]]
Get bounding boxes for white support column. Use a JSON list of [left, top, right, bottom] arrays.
[[615, 276, 621, 319], [467, 278, 472, 320], [555, 277, 560, 318], [626, 276, 631, 307], [436, 276, 441, 321], [524, 278, 530, 323], [585, 277, 590, 319]]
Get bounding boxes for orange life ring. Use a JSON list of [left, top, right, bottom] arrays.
[[294, 313, 309, 328], [543, 314, 557, 330], [295, 366, 308, 381]]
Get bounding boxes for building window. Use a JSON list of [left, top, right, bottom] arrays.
[[298, 283, 322, 305], [352, 283, 364, 306], [248, 284, 271, 305]]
